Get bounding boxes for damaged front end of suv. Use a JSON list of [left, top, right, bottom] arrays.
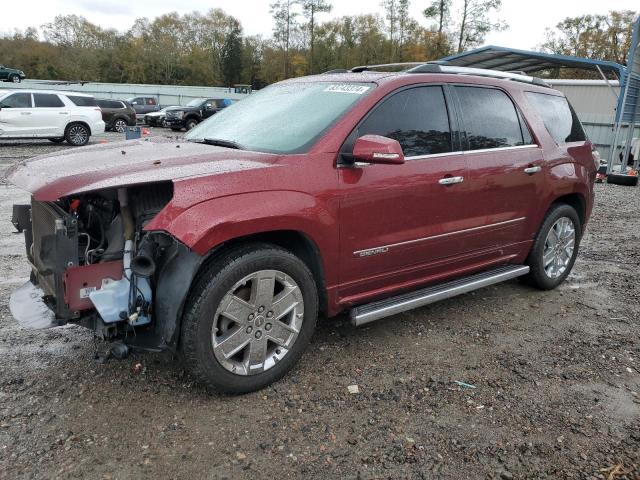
[[11, 182, 203, 350]]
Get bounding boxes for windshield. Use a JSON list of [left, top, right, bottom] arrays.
[[186, 81, 374, 154], [186, 98, 205, 107]]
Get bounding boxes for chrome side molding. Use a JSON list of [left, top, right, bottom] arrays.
[[350, 265, 530, 326]]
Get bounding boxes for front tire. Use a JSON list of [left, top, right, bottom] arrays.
[[10, 75, 20, 83], [65, 123, 90, 146], [524, 203, 581, 290], [181, 243, 318, 394], [185, 118, 198, 130]]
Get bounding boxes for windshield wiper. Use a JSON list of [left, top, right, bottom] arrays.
[[198, 138, 244, 150]]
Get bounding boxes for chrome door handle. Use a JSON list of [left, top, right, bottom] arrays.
[[59, 112, 69, 115], [20, 112, 31, 115], [524, 166, 542, 174], [438, 176, 464, 185]]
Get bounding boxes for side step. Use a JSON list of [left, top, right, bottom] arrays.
[[350, 265, 529, 326]]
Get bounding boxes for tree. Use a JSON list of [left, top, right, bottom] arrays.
[[222, 22, 243, 86], [396, 0, 411, 62], [270, 0, 299, 78], [423, 0, 452, 56], [456, 0, 506, 53], [300, 0, 332, 74], [381, 0, 398, 61], [540, 10, 636, 78]]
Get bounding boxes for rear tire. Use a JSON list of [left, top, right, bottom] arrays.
[[524, 203, 581, 290], [113, 118, 128, 133], [607, 173, 638, 186], [65, 123, 90, 146], [181, 243, 318, 394]]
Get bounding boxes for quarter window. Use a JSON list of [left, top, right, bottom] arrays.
[[1, 93, 32, 108], [69, 95, 98, 107], [525, 92, 586, 144], [456, 86, 529, 150], [355, 86, 452, 157], [33, 93, 65, 108]]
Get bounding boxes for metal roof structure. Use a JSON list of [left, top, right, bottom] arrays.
[[440, 45, 626, 79]]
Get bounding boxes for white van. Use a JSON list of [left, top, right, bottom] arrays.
[[0, 90, 105, 146]]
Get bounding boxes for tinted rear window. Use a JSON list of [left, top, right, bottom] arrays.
[[355, 86, 452, 156], [67, 95, 98, 107], [525, 92, 586, 144], [456, 86, 530, 150], [34, 93, 64, 108], [97, 99, 124, 109]]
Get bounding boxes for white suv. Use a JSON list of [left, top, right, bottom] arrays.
[[0, 90, 105, 146]]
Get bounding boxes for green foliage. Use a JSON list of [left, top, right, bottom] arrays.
[[540, 10, 636, 78]]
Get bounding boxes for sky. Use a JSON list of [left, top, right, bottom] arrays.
[[3, 0, 639, 50]]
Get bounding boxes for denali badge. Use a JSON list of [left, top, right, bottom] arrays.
[[356, 246, 389, 257]]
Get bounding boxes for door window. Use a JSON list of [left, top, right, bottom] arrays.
[[33, 93, 65, 108], [456, 86, 529, 150], [1, 93, 32, 108], [353, 86, 452, 157]]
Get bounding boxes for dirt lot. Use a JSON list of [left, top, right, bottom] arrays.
[[0, 131, 638, 479]]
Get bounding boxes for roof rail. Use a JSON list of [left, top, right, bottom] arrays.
[[351, 62, 423, 73], [337, 61, 548, 87], [405, 63, 549, 87]]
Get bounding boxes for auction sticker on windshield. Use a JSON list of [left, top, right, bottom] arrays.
[[324, 84, 371, 94]]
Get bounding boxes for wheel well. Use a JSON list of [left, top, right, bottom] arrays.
[[553, 193, 586, 227], [185, 115, 200, 123], [65, 121, 91, 136], [205, 231, 328, 315]]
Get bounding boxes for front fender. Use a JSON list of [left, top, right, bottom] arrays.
[[149, 190, 339, 281]]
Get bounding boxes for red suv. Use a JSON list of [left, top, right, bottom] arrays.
[[6, 64, 597, 393]]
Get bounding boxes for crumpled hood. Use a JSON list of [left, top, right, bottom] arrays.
[[4, 136, 279, 201]]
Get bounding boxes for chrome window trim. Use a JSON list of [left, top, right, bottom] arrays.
[[353, 217, 526, 257], [405, 151, 464, 161], [463, 144, 540, 155]]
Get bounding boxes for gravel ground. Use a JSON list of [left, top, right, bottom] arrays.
[[0, 132, 638, 479]]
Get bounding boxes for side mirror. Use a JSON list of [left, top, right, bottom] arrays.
[[352, 134, 405, 165]]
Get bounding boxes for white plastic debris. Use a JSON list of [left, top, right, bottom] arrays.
[[347, 384, 360, 394]]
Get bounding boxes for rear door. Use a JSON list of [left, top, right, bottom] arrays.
[[0, 92, 34, 136], [452, 85, 545, 251], [338, 85, 474, 299], [32, 93, 68, 136]]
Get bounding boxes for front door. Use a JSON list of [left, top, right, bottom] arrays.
[[0, 92, 34, 137], [338, 85, 474, 300]]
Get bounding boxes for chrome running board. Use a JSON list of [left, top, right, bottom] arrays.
[[350, 265, 530, 326]]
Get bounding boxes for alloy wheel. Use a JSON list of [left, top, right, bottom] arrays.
[[212, 269, 304, 376], [542, 216, 575, 279], [114, 119, 127, 133], [68, 125, 88, 145]]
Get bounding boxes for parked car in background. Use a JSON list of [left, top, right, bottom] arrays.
[[144, 106, 178, 127], [165, 98, 232, 131], [96, 98, 137, 133], [5, 65, 596, 394], [0, 90, 104, 145], [126, 96, 160, 120], [0, 65, 26, 83]]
